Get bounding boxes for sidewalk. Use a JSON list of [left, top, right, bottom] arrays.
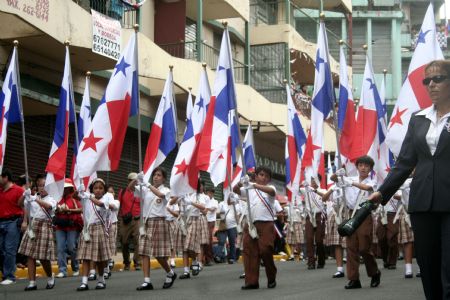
[[13, 254, 289, 279]]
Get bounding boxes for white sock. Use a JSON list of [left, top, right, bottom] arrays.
[[144, 277, 151, 283], [98, 276, 105, 284], [184, 266, 189, 273], [168, 269, 174, 276], [337, 266, 344, 273], [89, 269, 96, 275], [47, 275, 55, 285], [170, 258, 175, 265], [82, 276, 88, 284], [199, 262, 203, 268], [405, 263, 412, 274], [28, 280, 36, 287], [104, 266, 109, 274]]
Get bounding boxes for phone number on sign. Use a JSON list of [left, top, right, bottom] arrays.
[[93, 34, 120, 51], [93, 44, 120, 60]]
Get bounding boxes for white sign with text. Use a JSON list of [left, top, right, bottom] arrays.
[[91, 9, 121, 61]]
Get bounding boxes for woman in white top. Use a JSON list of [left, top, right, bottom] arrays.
[[76, 178, 113, 291], [19, 174, 56, 291], [135, 167, 176, 290], [166, 201, 181, 268], [103, 186, 120, 279]]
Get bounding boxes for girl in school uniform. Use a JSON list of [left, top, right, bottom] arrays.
[[135, 167, 176, 290], [76, 178, 113, 291], [19, 174, 57, 291]]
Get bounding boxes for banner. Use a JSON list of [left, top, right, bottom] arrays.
[[91, 9, 121, 61]]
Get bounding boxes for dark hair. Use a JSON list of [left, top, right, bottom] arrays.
[[89, 178, 107, 193], [32, 174, 45, 189], [151, 167, 167, 181], [317, 173, 322, 182], [206, 186, 215, 193], [255, 166, 272, 179], [355, 155, 375, 169], [1, 169, 13, 182], [16, 174, 31, 186], [425, 60, 450, 76], [197, 178, 205, 194]]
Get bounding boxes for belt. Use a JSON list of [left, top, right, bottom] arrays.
[[0, 215, 21, 222]]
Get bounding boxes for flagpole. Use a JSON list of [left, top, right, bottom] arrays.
[[13, 40, 29, 187], [134, 24, 142, 172], [65, 41, 80, 179], [169, 65, 179, 145]]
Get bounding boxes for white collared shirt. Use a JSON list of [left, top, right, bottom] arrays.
[[205, 197, 218, 222], [107, 199, 120, 223], [416, 105, 450, 155], [186, 193, 208, 217], [165, 203, 179, 221], [344, 176, 377, 210], [136, 185, 170, 219], [81, 192, 113, 225], [27, 195, 56, 219], [243, 185, 277, 222], [300, 187, 325, 214], [219, 201, 240, 229]]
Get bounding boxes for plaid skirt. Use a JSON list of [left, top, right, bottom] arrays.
[[168, 220, 184, 253], [138, 218, 172, 257], [18, 218, 56, 261], [398, 215, 414, 244], [77, 223, 112, 262], [286, 222, 304, 245], [184, 216, 201, 253], [324, 214, 346, 247], [199, 215, 209, 245], [109, 222, 118, 255]]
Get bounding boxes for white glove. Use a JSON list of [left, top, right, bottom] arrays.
[[183, 197, 192, 205], [23, 188, 32, 200], [229, 192, 239, 204], [342, 177, 353, 187], [77, 184, 85, 193], [335, 168, 346, 176], [137, 171, 145, 185], [240, 175, 250, 186], [244, 182, 255, 190]]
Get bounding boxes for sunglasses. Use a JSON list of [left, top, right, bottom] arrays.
[[422, 75, 449, 85]]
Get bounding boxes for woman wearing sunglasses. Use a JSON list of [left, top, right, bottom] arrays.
[[369, 60, 450, 300]]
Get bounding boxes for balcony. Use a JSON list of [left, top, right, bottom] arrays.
[[158, 40, 247, 83], [186, 0, 249, 22]]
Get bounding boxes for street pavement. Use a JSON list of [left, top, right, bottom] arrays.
[[0, 259, 424, 300]]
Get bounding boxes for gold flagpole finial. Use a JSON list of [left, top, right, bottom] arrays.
[[202, 63, 207, 68], [363, 44, 368, 51], [64, 40, 70, 46], [222, 21, 228, 28], [86, 71, 91, 77], [188, 87, 192, 91], [283, 79, 288, 84], [133, 24, 139, 32], [169, 65, 174, 70], [383, 69, 387, 75], [13, 40, 19, 46], [320, 13, 325, 20], [339, 40, 344, 45]]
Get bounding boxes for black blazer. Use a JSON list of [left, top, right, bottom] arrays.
[[378, 111, 450, 212]]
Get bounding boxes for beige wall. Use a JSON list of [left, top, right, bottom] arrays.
[[140, 0, 155, 41]]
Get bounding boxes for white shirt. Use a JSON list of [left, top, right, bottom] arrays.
[[243, 185, 277, 222], [219, 201, 240, 229], [205, 197, 218, 222], [186, 193, 207, 217], [300, 187, 325, 214], [81, 192, 114, 225], [165, 203, 179, 221], [344, 176, 377, 210], [27, 194, 56, 220], [384, 198, 400, 213], [285, 201, 302, 222], [107, 199, 120, 223], [400, 178, 413, 208], [416, 105, 450, 155], [136, 185, 170, 219]]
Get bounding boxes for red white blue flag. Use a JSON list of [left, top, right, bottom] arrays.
[[143, 71, 177, 182], [230, 124, 257, 188], [77, 34, 138, 177], [45, 47, 75, 200], [0, 47, 22, 173]]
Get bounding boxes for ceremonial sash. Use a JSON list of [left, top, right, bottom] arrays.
[[92, 201, 109, 237], [254, 190, 282, 238]]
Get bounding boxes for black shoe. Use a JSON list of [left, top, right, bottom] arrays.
[[370, 271, 381, 288], [124, 264, 130, 271], [416, 272, 421, 278], [267, 281, 276, 289], [170, 263, 176, 269], [241, 284, 259, 290], [317, 264, 325, 269], [204, 261, 213, 267], [45, 282, 55, 289], [214, 256, 222, 263], [239, 273, 246, 279], [24, 285, 37, 291], [405, 273, 413, 279], [95, 282, 106, 290], [387, 265, 396, 270], [77, 283, 89, 291], [333, 271, 345, 278], [162, 273, 177, 289], [344, 280, 362, 289], [136, 282, 153, 291], [88, 273, 97, 281], [179, 272, 190, 279], [228, 259, 234, 265], [192, 264, 200, 276], [287, 257, 295, 261], [135, 265, 141, 271], [307, 265, 316, 270], [383, 262, 389, 269]]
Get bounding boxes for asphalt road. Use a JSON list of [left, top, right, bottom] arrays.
[[0, 259, 424, 300]]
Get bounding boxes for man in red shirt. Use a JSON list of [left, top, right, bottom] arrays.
[[118, 172, 141, 271], [0, 169, 25, 285]]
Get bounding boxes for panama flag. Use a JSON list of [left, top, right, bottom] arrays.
[[304, 21, 333, 185], [171, 68, 211, 196], [230, 124, 257, 188], [45, 48, 74, 201], [386, 3, 443, 156], [285, 83, 306, 200], [143, 71, 177, 183], [375, 74, 391, 182], [196, 28, 238, 187], [71, 75, 96, 190], [337, 44, 356, 171], [0, 47, 22, 173], [352, 55, 382, 174], [77, 34, 138, 177]]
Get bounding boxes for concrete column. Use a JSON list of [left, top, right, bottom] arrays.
[[196, 0, 203, 62], [391, 18, 401, 100], [367, 18, 372, 61], [245, 21, 251, 85]]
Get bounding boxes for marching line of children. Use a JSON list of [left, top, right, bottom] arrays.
[[13, 155, 420, 292]]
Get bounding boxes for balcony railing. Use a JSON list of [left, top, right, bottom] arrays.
[[73, 0, 137, 29], [158, 41, 247, 83], [250, 0, 296, 27]]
